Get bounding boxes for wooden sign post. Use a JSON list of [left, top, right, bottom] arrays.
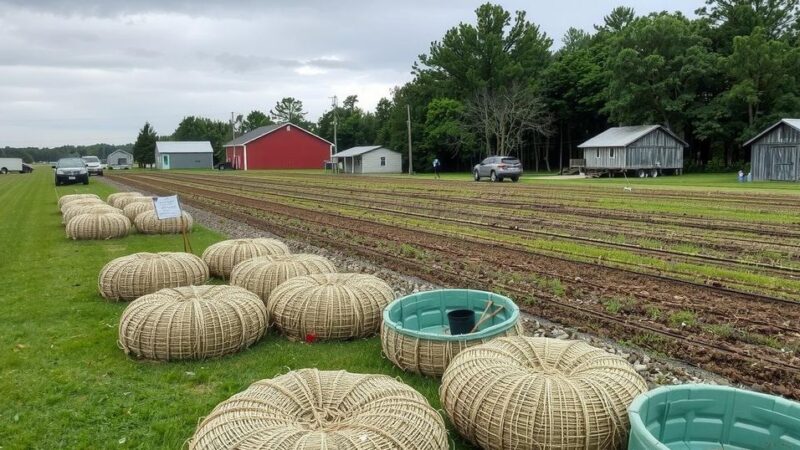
[[153, 195, 192, 253]]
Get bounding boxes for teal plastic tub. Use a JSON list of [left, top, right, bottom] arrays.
[[628, 384, 800, 450], [380, 289, 522, 376]]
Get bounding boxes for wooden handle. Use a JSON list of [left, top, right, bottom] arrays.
[[471, 305, 505, 333]]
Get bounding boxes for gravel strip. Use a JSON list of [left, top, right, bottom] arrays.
[[100, 176, 731, 388]]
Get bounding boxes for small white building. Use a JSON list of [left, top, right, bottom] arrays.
[[155, 141, 214, 170], [332, 146, 402, 174], [107, 150, 133, 169]]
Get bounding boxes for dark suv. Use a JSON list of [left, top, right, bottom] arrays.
[[55, 158, 89, 186]]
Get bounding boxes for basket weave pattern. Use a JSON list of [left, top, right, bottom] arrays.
[[230, 254, 337, 302], [268, 273, 394, 341], [116, 196, 152, 210], [134, 210, 193, 234], [58, 193, 100, 209], [63, 205, 122, 225], [381, 321, 523, 377], [440, 336, 648, 450], [122, 201, 155, 221], [107, 192, 142, 208], [119, 285, 267, 360], [66, 212, 131, 240], [201, 238, 291, 279], [189, 369, 449, 450], [60, 198, 105, 215], [98, 252, 209, 301]]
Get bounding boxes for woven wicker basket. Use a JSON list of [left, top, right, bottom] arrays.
[[230, 254, 337, 302], [268, 273, 394, 341], [381, 289, 523, 377], [118, 285, 267, 360], [134, 210, 193, 234], [189, 369, 449, 450], [98, 252, 209, 301], [440, 336, 648, 450], [60, 198, 105, 215], [202, 238, 291, 279], [66, 212, 131, 240], [63, 204, 122, 225], [122, 201, 155, 222], [116, 195, 152, 210], [58, 193, 101, 209], [107, 192, 142, 208]]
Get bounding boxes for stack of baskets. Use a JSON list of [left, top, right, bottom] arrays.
[[58, 193, 131, 240]]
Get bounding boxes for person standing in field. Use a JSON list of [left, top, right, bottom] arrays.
[[433, 157, 441, 179]]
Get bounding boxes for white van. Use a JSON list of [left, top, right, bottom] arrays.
[[0, 158, 23, 174]]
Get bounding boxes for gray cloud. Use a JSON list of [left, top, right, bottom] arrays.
[[0, 0, 702, 147]]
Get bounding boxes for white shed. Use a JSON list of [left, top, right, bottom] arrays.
[[332, 146, 402, 174]]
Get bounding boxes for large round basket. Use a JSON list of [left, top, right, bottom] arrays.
[[98, 252, 209, 301], [118, 285, 267, 360], [116, 195, 152, 210], [134, 210, 193, 234], [122, 201, 155, 222], [63, 204, 122, 225], [189, 369, 449, 450], [201, 238, 291, 279], [60, 198, 105, 215], [58, 193, 100, 209], [230, 254, 336, 302], [268, 273, 394, 341], [628, 385, 800, 450], [107, 192, 142, 208], [381, 289, 523, 377], [440, 336, 648, 450], [66, 212, 131, 240]]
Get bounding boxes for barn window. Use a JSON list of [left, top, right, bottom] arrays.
[[609, 148, 615, 158], [596, 149, 600, 158], [286, 125, 291, 131], [380, 157, 386, 166]]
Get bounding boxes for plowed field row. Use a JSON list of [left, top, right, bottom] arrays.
[[110, 172, 800, 399]]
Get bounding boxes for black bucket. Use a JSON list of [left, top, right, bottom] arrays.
[[447, 309, 476, 335]]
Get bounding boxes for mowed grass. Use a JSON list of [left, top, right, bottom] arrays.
[[0, 169, 465, 449]]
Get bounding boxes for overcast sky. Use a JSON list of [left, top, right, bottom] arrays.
[[0, 0, 702, 147]]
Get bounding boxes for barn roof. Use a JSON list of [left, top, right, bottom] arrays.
[[332, 146, 391, 157], [224, 123, 333, 147], [578, 125, 688, 148], [155, 141, 213, 154], [743, 119, 800, 147], [108, 149, 132, 156]]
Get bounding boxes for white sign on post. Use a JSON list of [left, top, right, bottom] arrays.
[[153, 195, 182, 220]]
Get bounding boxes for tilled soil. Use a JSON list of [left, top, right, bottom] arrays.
[[101, 176, 730, 390]]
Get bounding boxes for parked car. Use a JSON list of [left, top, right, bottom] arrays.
[[215, 161, 234, 170], [55, 158, 89, 186], [21, 163, 33, 173], [81, 156, 104, 176], [473, 156, 523, 182]]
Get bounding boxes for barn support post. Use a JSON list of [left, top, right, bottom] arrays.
[[243, 144, 248, 171]]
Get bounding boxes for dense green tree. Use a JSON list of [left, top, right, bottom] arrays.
[[133, 122, 157, 168], [242, 110, 272, 132], [604, 12, 716, 135], [270, 97, 308, 125], [317, 95, 378, 151], [171, 116, 230, 163], [423, 98, 475, 165], [416, 3, 552, 96]]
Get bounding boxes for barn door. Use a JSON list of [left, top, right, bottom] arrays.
[[772, 147, 796, 181]]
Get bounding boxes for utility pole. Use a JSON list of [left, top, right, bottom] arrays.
[[230, 112, 235, 140], [407, 104, 413, 175], [329, 96, 339, 173]]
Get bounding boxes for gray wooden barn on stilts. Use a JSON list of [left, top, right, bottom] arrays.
[[744, 119, 800, 181], [576, 125, 688, 177]]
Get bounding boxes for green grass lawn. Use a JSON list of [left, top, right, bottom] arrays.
[[0, 170, 466, 449]]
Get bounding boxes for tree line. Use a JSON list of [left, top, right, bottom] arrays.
[[69, 1, 800, 172]]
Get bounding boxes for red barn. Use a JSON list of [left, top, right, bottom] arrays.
[[223, 123, 333, 170]]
